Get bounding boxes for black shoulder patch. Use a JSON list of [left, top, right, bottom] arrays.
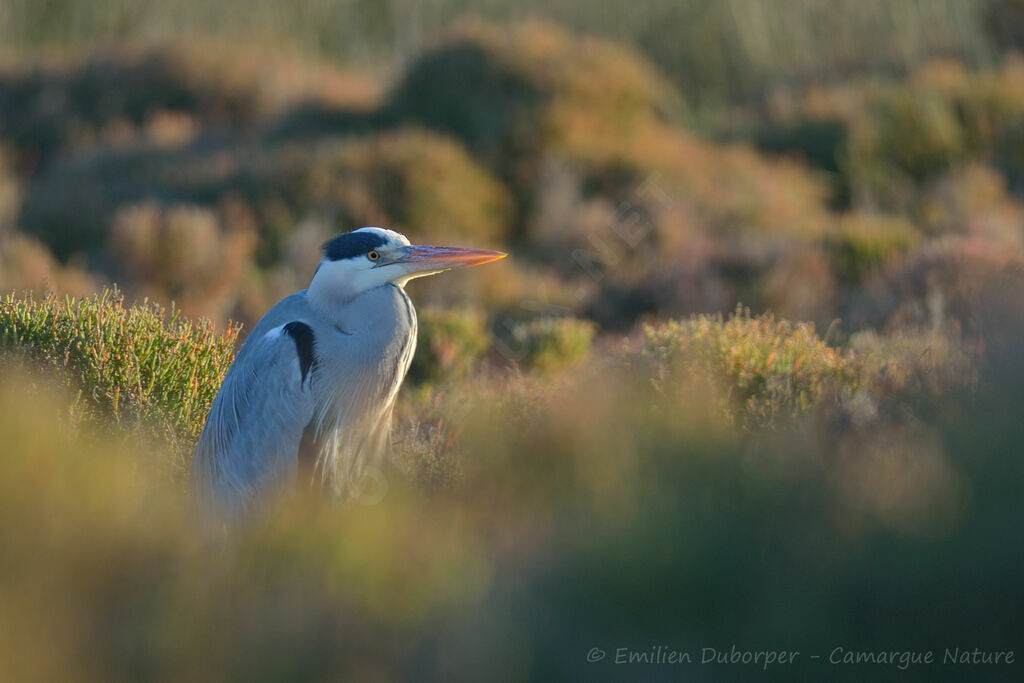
[[322, 230, 388, 261], [283, 321, 317, 385]]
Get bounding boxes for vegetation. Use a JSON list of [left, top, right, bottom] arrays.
[[0, 0, 1002, 105], [10, 21, 1024, 334], [0, 291, 237, 468], [825, 213, 922, 284], [0, 295, 1018, 680], [408, 306, 491, 384], [642, 309, 854, 424], [507, 315, 596, 374]]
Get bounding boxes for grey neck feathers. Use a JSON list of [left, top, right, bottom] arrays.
[[309, 283, 411, 336]]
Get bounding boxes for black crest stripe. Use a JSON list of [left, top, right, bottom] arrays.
[[283, 321, 317, 385], [322, 231, 388, 261]]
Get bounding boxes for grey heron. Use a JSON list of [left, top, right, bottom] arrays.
[[190, 227, 506, 523]]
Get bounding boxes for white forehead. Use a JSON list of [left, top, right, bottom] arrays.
[[352, 227, 411, 247]]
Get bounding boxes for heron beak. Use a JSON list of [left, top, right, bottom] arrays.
[[392, 245, 507, 273]]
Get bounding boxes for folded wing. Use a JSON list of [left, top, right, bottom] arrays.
[[190, 321, 318, 524]]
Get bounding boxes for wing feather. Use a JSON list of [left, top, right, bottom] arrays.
[[190, 321, 317, 523]]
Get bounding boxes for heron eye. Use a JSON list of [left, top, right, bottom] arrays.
[[367, 250, 380, 262]]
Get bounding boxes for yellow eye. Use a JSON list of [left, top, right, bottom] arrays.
[[367, 250, 380, 262]]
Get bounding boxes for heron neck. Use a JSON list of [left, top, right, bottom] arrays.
[[308, 283, 410, 334]]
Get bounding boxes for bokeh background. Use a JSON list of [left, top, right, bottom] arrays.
[[1, 1, 1024, 681]]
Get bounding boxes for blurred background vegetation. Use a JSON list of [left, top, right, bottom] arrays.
[[1, 1, 1024, 681]]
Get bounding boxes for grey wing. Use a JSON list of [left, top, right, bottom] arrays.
[[190, 321, 318, 523]]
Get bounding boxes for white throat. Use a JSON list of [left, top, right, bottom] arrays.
[[308, 259, 400, 314]]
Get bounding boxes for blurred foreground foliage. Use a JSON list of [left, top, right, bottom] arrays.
[[0, 287, 1020, 681]]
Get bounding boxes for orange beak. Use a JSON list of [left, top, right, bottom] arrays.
[[395, 245, 507, 272]]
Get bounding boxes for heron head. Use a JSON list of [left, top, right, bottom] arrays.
[[310, 227, 506, 302]]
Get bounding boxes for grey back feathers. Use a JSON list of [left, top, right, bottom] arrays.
[[190, 284, 417, 525]]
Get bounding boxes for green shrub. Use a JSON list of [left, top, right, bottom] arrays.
[[307, 128, 512, 244], [917, 163, 1024, 240], [508, 316, 596, 374], [387, 20, 683, 180], [825, 212, 922, 284], [0, 290, 237, 466], [853, 85, 968, 181], [643, 307, 855, 424], [408, 306, 491, 385], [755, 59, 1024, 210], [849, 327, 978, 402], [849, 235, 1024, 333]]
